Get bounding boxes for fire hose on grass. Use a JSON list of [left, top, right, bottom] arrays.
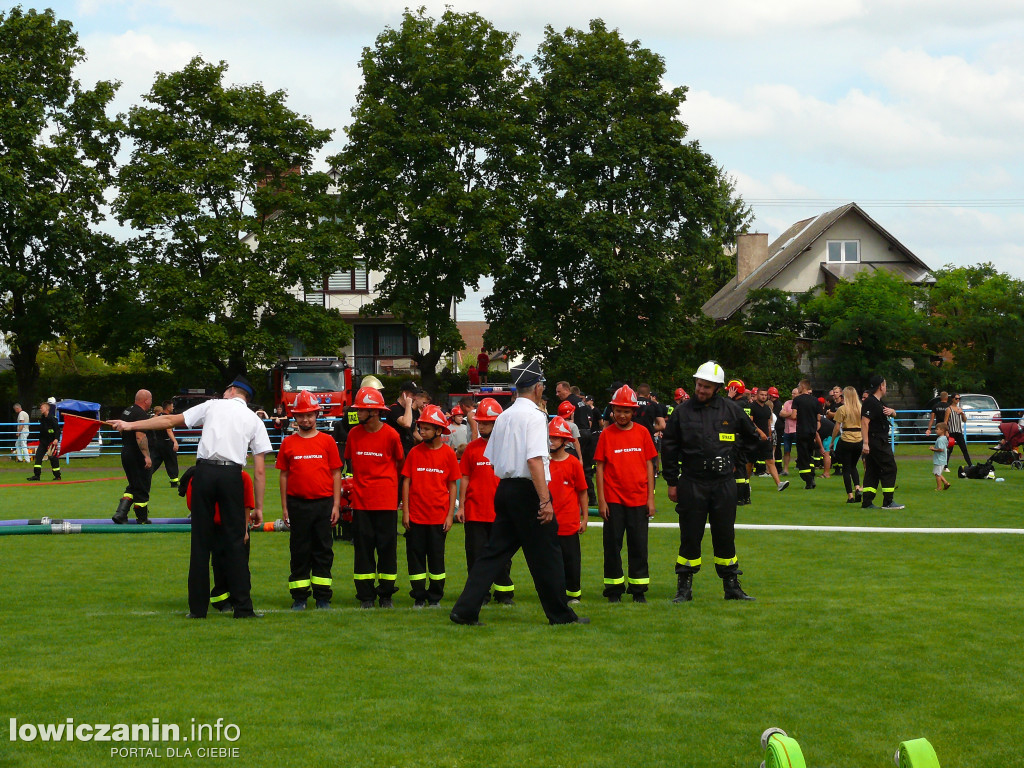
[[0, 519, 293, 535]]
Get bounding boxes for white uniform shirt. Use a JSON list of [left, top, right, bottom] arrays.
[[484, 396, 550, 481], [17, 409, 29, 433], [183, 397, 272, 465]]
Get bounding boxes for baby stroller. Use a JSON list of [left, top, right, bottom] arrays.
[[990, 422, 1024, 469]]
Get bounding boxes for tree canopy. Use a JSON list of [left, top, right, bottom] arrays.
[[805, 270, 935, 392], [332, 8, 533, 391], [103, 56, 352, 382], [0, 7, 121, 404], [483, 19, 749, 385]]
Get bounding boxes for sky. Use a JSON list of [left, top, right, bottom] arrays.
[[49, 0, 1024, 320]]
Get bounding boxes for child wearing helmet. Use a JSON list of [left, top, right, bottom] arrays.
[[593, 384, 659, 604], [401, 404, 461, 607], [548, 416, 589, 604], [455, 398, 514, 605], [275, 390, 344, 610], [344, 386, 405, 608]]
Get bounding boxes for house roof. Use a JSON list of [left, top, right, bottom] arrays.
[[701, 202, 932, 321]]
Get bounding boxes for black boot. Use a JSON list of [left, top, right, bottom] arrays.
[[112, 497, 132, 524], [134, 505, 151, 524], [672, 573, 693, 603], [723, 575, 754, 601]]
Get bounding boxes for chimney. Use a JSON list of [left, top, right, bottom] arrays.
[[736, 233, 769, 283]]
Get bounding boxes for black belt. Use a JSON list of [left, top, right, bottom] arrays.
[[500, 477, 534, 483], [197, 458, 243, 468]]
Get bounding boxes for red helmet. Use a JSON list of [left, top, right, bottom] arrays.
[[353, 386, 388, 411], [548, 416, 574, 439], [290, 390, 321, 414], [751, 387, 760, 396], [417, 404, 451, 435], [557, 400, 576, 418], [609, 385, 639, 408], [475, 398, 503, 422], [674, 387, 687, 401], [727, 379, 745, 395], [818, 397, 826, 405], [767, 386, 780, 398], [451, 405, 464, 416]]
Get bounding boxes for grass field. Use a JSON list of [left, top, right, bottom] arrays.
[[1, 451, 1022, 768]]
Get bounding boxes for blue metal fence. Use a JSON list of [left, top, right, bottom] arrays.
[[3, 411, 1022, 460]]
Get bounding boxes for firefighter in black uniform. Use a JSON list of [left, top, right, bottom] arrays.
[[149, 399, 180, 487], [860, 375, 904, 510], [27, 400, 62, 481], [113, 389, 154, 523], [662, 362, 760, 602], [726, 379, 753, 506]]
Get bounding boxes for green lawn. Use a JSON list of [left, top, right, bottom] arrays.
[[1, 452, 1022, 767]]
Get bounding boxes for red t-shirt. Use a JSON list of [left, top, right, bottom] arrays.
[[275, 431, 342, 499], [549, 455, 587, 536], [459, 437, 499, 522], [186, 471, 255, 524], [477, 352, 489, 372], [594, 423, 658, 506], [401, 442, 460, 525], [344, 423, 404, 510]]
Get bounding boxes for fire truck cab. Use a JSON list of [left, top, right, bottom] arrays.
[[270, 357, 355, 418]]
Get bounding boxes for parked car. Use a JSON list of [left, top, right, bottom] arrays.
[[956, 394, 1002, 439]]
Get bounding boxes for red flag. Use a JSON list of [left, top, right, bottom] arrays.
[[58, 413, 103, 457]]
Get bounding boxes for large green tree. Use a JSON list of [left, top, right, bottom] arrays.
[[927, 263, 1024, 404], [0, 7, 121, 404], [483, 19, 749, 383], [806, 270, 934, 392], [107, 57, 352, 382], [332, 8, 533, 392]]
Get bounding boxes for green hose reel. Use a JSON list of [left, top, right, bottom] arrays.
[[894, 738, 941, 768], [760, 728, 806, 768], [757, 729, 939, 768]]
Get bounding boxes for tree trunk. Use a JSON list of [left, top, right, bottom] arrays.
[[415, 348, 444, 396], [10, 339, 41, 407]]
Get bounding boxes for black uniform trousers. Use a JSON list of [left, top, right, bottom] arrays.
[[405, 522, 447, 603], [452, 478, 577, 624], [287, 495, 334, 602], [150, 440, 179, 483], [754, 439, 772, 474], [836, 439, 862, 495], [734, 459, 751, 502], [795, 433, 817, 487], [121, 450, 152, 512], [559, 533, 582, 599], [675, 477, 741, 579], [353, 509, 399, 602], [602, 503, 650, 597], [463, 521, 514, 603], [32, 443, 60, 477], [188, 463, 255, 617], [861, 436, 898, 507], [946, 431, 972, 467], [211, 539, 250, 610]]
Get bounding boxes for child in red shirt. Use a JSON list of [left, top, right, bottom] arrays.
[[455, 398, 514, 605], [344, 386, 405, 609], [275, 392, 343, 610], [401, 404, 461, 607], [594, 385, 658, 603], [548, 417, 588, 604]]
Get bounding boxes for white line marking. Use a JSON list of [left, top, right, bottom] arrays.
[[587, 522, 1024, 534]]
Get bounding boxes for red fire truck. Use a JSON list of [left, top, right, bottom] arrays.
[[269, 357, 355, 417]]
